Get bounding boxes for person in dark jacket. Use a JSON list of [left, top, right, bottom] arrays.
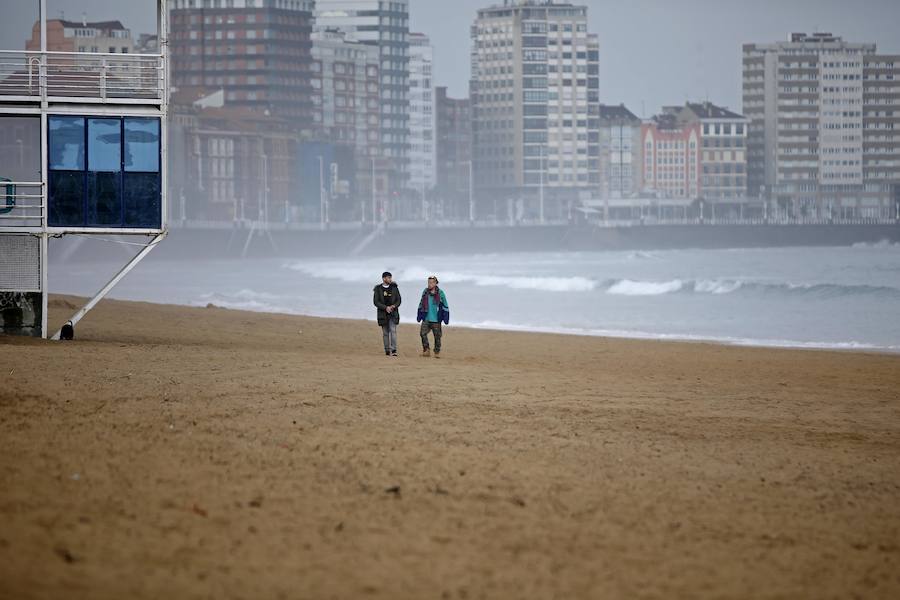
[[373, 271, 401, 356], [416, 275, 449, 358]]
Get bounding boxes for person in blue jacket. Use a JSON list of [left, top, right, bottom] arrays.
[[416, 275, 449, 358]]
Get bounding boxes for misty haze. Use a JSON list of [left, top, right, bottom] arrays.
[[1, 1, 899, 598]]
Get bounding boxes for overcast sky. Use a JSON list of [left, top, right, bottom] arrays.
[[3, 0, 899, 116]]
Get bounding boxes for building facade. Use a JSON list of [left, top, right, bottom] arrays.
[[311, 29, 380, 164], [598, 104, 641, 199], [470, 0, 601, 220], [315, 0, 410, 191], [435, 86, 472, 220], [169, 0, 316, 129], [743, 33, 900, 219], [640, 110, 701, 200], [26, 19, 134, 54], [408, 33, 436, 195], [681, 102, 749, 203]]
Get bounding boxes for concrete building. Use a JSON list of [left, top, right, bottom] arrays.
[[26, 18, 134, 54], [309, 29, 381, 222], [470, 0, 601, 221], [169, 0, 316, 128], [743, 33, 900, 219], [311, 29, 380, 162], [315, 0, 411, 191], [435, 86, 472, 220], [168, 89, 300, 223], [598, 104, 641, 199], [408, 33, 436, 197], [641, 110, 701, 201], [681, 102, 749, 204]]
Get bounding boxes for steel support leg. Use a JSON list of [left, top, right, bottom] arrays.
[[51, 232, 167, 340]]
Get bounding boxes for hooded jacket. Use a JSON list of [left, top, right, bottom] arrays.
[[416, 287, 449, 325], [373, 282, 401, 326]]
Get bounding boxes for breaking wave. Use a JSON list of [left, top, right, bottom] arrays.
[[285, 262, 597, 292], [285, 261, 900, 299], [603, 278, 900, 299]]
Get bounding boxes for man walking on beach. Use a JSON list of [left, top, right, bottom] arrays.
[[374, 271, 401, 356], [417, 275, 449, 358]]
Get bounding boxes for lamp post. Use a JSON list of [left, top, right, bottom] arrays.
[[468, 160, 474, 223], [318, 155, 325, 229], [539, 144, 545, 224]]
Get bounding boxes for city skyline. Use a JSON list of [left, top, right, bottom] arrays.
[[2, 0, 899, 114]]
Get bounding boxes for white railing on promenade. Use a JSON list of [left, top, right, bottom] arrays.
[[0, 181, 45, 229], [0, 51, 163, 103]]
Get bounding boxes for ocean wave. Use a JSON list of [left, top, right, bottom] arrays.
[[458, 320, 900, 353], [194, 291, 298, 315], [285, 262, 597, 292], [602, 278, 900, 299], [606, 279, 685, 296], [851, 239, 900, 249]]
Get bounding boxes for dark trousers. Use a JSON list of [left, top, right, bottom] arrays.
[[420, 321, 442, 352]]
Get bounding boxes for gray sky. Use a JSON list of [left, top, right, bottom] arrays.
[[3, 0, 899, 116]]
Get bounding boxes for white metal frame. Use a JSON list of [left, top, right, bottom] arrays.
[[0, 0, 168, 339]]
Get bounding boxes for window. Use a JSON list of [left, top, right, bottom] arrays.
[[48, 116, 161, 229]]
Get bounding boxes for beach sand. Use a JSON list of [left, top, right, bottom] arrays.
[[1, 296, 899, 599]]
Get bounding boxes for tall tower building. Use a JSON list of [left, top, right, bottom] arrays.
[[471, 0, 600, 220], [743, 33, 900, 219], [169, 0, 316, 131], [315, 0, 410, 191], [409, 33, 436, 194]]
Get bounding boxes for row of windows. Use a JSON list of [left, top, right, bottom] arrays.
[[48, 116, 161, 229]]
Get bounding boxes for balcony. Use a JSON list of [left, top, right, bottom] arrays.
[[0, 181, 45, 232], [0, 51, 164, 105]]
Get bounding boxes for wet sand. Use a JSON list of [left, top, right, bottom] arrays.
[[1, 296, 899, 599]]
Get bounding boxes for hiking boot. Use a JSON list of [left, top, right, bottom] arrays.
[[391, 351, 398, 357], [385, 350, 391, 356], [434, 352, 441, 359], [422, 349, 431, 357]]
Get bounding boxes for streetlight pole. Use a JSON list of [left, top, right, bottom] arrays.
[[539, 144, 545, 224], [261, 152, 268, 228], [318, 155, 324, 229], [468, 160, 474, 223], [371, 157, 377, 225]]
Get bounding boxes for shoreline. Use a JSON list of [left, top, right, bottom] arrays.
[[139, 297, 900, 356]]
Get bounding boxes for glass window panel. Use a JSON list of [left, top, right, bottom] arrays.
[[124, 173, 161, 228], [87, 172, 121, 225], [88, 119, 121, 172], [48, 171, 85, 226], [48, 116, 85, 170], [124, 118, 160, 172]]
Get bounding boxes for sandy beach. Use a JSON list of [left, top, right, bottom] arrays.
[[1, 296, 899, 599]]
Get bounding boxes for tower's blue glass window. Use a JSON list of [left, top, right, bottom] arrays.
[[48, 115, 161, 229], [88, 119, 121, 172], [124, 118, 160, 172], [48, 117, 85, 170]]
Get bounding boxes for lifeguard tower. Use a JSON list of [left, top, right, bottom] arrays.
[[0, 0, 168, 339]]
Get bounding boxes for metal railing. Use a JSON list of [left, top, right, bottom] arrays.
[[0, 181, 45, 229], [0, 50, 163, 103]]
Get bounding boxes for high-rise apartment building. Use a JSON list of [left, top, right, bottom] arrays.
[[598, 104, 641, 199], [743, 33, 900, 218], [315, 0, 410, 189], [408, 33, 436, 194], [470, 0, 601, 219], [436, 86, 472, 219], [311, 29, 380, 160], [169, 0, 316, 129]]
